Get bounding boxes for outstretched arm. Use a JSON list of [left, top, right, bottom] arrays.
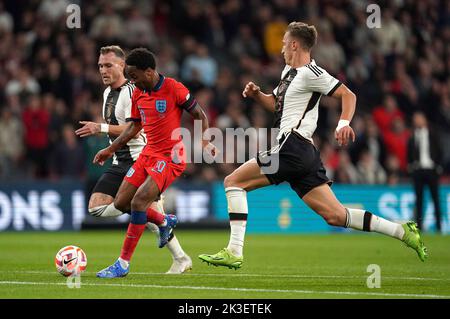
[[76, 121, 132, 138], [242, 82, 276, 112], [93, 121, 142, 165], [331, 84, 357, 147]]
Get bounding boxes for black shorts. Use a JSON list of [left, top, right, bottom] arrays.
[[256, 131, 332, 198], [91, 160, 133, 197]]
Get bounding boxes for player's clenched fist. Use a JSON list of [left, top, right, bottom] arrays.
[[93, 147, 114, 166], [242, 82, 260, 98]]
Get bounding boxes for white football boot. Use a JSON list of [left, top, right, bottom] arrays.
[[166, 254, 193, 274]]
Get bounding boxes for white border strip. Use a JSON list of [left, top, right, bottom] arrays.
[[7, 270, 450, 282], [0, 280, 448, 299]]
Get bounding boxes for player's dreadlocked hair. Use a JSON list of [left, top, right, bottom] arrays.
[[125, 48, 156, 70]]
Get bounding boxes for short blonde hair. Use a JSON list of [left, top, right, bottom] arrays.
[[287, 22, 318, 50], [100, 45, 125, 59]]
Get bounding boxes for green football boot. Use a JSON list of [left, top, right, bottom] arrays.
[[402, 221, 428, 262], [198, 248, 243, 270]]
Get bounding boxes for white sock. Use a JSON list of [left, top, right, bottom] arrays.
[[225, 187, 248, 257], [152, 196, 167, 226], [146, 222, 185, 259], [228, 221, 247, 257], [166, 235, 186, 260], [146, 222, 159, 234], [118, 257, 129, 268], [89, 203, 123, 217], [346, 208, 404, 240], [147, 197, 184, 259], [370, 214, 405, 240]]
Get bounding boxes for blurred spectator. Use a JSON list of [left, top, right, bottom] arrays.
[[216, 91, 250, 130], [372, 94, 404, 132], [407, 112, 443, 232], [388, 60, 419, 113], [181, 44, 218, 87], [89, 3, 124, 42], [313, 28, 346, 75], [373, 8, 406, 56], [180, 0, 208, 42], [0, 2, 13, 33], [5, 68, 40, 102], [248, 106, 271, 156], [123, 7, 156, 48], [349, 118, 387, 169], [346, 56, 370, 84], [213, 67, 234, 113], [22, 95, 50, 178], [0, 0, 449, 183], [382, 116, 410, 172], [216, 103, 250, 130], [334, 150, 359, 184], [0, 108, 24, 179], [38, 0, 70, 23], [230, 24, 263, 59], [204, 7, 226, 52], [50, 124, 86, 180], [414, 59, 434, 102], [157, 43, 179, 78], [263, 15, 287, 57], [385, 154, 403, 184], [320, 140, 339, 180], [38, 58, 70, 100], [356, 150, 387, 184]]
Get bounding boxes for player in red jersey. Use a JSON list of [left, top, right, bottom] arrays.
[[94, 48, 217, 278]]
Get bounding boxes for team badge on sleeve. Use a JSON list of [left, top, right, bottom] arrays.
[[156, 100, 167, 113], [126, 167, 135, 177]]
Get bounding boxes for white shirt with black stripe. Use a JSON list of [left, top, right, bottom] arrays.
[[272, 59, 341, 143], [102, 81, 146, 165]]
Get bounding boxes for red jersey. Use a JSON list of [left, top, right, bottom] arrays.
[[127, 74, 196, 161]]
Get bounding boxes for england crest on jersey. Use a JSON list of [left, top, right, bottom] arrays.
[[156, 100, 167, 113]]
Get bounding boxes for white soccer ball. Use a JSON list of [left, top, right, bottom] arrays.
[[55, 245, 87, 277]]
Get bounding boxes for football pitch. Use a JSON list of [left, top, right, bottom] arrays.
[[0, 230, 449, 299]]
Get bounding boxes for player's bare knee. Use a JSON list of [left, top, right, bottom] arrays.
[[223, 174, 234, 188], [224, 173, 243, 189], [88, 194, 113, 210]]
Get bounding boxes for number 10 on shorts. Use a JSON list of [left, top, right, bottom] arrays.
[[152, 160, 166, 174]]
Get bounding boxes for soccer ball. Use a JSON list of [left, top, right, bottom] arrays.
[[55, 245, 87, 277]]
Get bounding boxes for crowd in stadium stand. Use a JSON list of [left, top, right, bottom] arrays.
[[0, 0, 449, 185]]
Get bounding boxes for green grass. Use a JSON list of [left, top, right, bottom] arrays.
[[0, 230, 449, 299]]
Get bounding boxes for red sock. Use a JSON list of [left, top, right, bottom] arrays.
[[120, 223, 146, 261], [146, 207, 165, 225]]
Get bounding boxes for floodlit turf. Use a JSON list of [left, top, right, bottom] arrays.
[[0, 230, 449, 299]]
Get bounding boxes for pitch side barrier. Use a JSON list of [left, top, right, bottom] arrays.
[[0, 180, 218, 231], [212, 183, 450, 234], [0, 181, 448, 233]]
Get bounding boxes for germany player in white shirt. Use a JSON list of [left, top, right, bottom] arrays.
[[76, 46, 192, 274], [199, 22, 427, 268]]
